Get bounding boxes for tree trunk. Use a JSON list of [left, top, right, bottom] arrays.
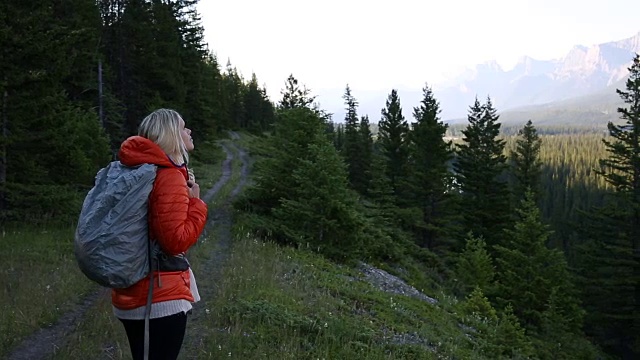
[[0, 87, 7, 215], [99, 59, 104, 128]]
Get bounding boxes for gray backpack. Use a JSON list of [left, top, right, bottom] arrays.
[[74, 161, 157, 288]]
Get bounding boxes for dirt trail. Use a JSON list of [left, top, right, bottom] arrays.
[[6, 132, 250, 360], [181, 132, 251, 358], [6, 288, 110, 360]]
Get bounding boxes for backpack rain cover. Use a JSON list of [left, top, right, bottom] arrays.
[[74, 161, 157, 288]]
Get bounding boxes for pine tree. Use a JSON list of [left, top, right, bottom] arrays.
[[279, 74, 315, 110], [273, 131, 366, 261], [406, 84, 458, 251], [455, 234, 495, 295], [112, 0, 157, 135], [485, 305, 534, 359], [243, 104, 323, 219], [535, 287, 599, 360], [258, 86, 275, 131], [221, 62, 245, 129], [494, 191, 583, 333], [454, 96, 511, 247], [462, 286, 498, 323], [601, 54, 640, 270], [460, 289, 533, 359], [243, 73, 264, 132], [341, 85, 365, 192], [359, 150, 412, 261], [148, 0, 187, 108], [54, 0, 103, 106], [356, 115, 374, 195], [184, 52, 222, 141], [242, 79, 366, 259], [578, 53, 640, 358], [378, 89, 410, 200], [510, 120, 543, 202], [333, 123, 345, 150], [243, 98, 366, 261], [575, 205, 636, 357]]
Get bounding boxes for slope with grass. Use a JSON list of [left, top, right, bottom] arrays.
[[2, 131, 600, 359]]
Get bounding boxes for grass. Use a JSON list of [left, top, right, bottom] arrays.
[[192, 220, 487, 360], [51, 293, 129, 360], [0, 227, 96, 357]]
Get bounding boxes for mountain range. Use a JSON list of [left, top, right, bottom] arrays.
[[434, 31, 640, 124]]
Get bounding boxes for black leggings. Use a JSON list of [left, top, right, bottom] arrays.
[[119, 312, 188, 360]]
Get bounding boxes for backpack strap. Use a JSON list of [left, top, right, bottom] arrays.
[[143, 241, 156, 360]]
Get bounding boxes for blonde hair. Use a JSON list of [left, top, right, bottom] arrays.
[[138, 108, 189, 165]]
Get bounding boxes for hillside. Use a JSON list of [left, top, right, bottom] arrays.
[[498, 86, 624, 128], [442, 76, 627, 130], [2, 132, 608, 359]]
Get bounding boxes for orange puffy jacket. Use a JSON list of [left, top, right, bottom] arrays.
[[111, 136, 208, 310]]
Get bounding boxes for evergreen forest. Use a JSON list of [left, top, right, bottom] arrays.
[[1, 1, 638, 359]]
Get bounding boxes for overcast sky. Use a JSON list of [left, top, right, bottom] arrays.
[[197, 0, 640, 112]]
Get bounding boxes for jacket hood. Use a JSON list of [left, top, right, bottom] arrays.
[[119, 136, 182, 169]]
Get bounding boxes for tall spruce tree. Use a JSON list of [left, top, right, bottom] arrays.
[[578, 54, 640, 358], [243, 73, 264, 131], [185, 52, 222, 141], [279, 74, 314, 110], [272, 125, 366, 261], [454, 96, 511, 247], [460, 289, 534, 359], [493, 191, 584, 334], [243, 79, 366, 261], [355, 115, 374, 195], [259, 86, 275, 130], [332, 122, 345, 150], [510, 120, 543, 202], [341, 85, 365, 192], [378, 89, 410, 200], [112, 0, 157, 135], [455, 234, 495, 295], [361, 150, 411, 261], [242, 76, 318, 217], [407, 84, 457, 251], [221, 62, 245, 129]]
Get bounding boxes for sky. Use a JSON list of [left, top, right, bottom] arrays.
[[196, 0, 640, 115]]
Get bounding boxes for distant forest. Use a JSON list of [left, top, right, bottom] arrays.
[[1, 1, 638, 359]]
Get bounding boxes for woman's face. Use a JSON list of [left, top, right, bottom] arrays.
[[179, 118, 194, 152]]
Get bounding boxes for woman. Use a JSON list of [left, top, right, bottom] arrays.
[[112, 108, 208, 360]]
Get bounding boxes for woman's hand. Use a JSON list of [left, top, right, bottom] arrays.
[[187, 180, 200, 199]]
